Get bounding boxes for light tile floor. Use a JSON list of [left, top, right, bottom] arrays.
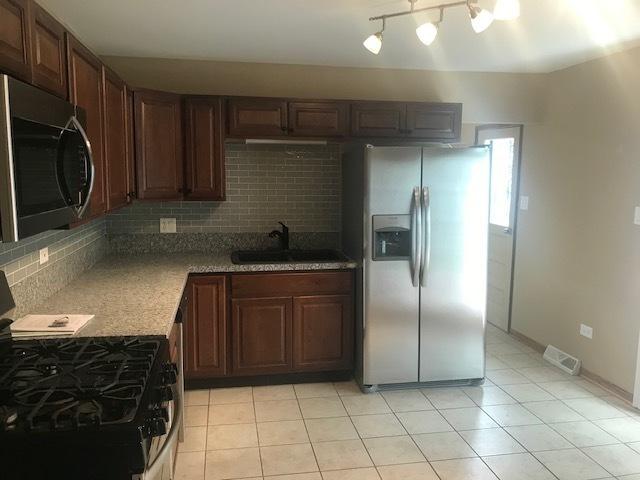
[[176, 325, 640, 480]]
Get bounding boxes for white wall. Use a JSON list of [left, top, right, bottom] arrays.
[[512, 46, 640, 393]]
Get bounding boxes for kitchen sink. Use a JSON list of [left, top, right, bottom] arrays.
[[231, 249, 349, 264]]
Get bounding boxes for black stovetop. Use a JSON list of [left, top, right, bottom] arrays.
[[0, 336, 174, 479], [0, 336, 164, 432]]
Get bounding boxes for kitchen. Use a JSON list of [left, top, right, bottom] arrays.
[[2, 0, 640, 479]]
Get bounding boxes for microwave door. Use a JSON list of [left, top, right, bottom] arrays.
[[10, 118, 74, 238], [59, 116, 94, 219]]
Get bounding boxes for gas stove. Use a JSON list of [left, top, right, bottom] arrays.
[[0, 336, 178, 480]]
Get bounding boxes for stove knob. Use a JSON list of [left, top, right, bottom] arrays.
[[146, 417, 167, 437], [154, 385, 174, 403], [150, 407, 170, 423], [161, 362, 178, 385]]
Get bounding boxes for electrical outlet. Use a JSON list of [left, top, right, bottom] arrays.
[[39, 247, 49, 265], [159, 218, 177, 234], [634, 206, 640, 225], [580, 324, 593, 339], [520, 196, 529, 211]]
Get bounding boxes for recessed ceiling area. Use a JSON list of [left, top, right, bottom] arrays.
[[38, 0, 640, 73]]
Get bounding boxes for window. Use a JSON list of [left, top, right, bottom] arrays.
[[484, 137, 515, 228]]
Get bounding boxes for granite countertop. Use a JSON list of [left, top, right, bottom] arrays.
[[29, 253, 357, 338]]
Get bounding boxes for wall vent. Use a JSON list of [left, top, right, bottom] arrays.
[[543, 345, 581, 375]]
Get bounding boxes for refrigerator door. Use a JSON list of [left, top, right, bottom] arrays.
[[419, 146, 490, 382], [363, 146, 422, 386]]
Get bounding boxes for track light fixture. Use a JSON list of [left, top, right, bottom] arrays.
[[363, 0, 520, 54]]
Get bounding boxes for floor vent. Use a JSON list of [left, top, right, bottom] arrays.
[[543, 345, 581, 375]]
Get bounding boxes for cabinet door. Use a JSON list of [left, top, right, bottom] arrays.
[[0, 0, 31, 82], [184, 97, 225, 200], [288, 101, 348, 137], [351, 102, 406, 137], [134, 89, 183, 199], [103, 67, 128, 211], [405, 103, 462, 141], [293, 295, 353, 371], [29, 3, 67, 98], [227, 98, 288, 137], [67, 35, 106, 217], [232, 297, 292, 375], [185, 276, 228, 378]]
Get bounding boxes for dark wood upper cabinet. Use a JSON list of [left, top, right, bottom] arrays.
[[134, 89, 183, 200], [67, 34, 105, 217], [184, 97, 225, 201], [185, 275, 228, 379], [405, 102, 462, 140], [232, 297, 293, 376], [102, 67, 128, 211], [288, 101, 348, 137], [0, 0, 31, 82], [125, 88, 136, 199], [293, 294, 353, 371], [351, 102, 406, 137], [227, 97, 288, 137], [30, 3, 67, 98]]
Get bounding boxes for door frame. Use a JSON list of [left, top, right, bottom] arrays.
[[475, 124, 524, 333]]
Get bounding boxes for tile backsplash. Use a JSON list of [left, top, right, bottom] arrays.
[[107, 143, 341, 234], [0, 219, 107, 287], [0, 219, 108, 316], [0, 143, 344, 311]]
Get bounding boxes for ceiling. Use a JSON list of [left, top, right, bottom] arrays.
[[38, 0, 640, 73]]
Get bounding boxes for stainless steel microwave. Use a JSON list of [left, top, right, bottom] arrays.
[[0, 74, 94, 243]]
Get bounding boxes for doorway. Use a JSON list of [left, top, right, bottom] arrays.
[[476, 125, 523, 332]]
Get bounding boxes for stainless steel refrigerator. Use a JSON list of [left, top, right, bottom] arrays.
[[342, 145, 491, 390]]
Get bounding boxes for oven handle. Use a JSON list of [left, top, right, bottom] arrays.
[[66, 116, 95, 219], [143, 383, 183, 480]]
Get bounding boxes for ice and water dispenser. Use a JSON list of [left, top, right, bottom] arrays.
[[372, 215, 412, 260]]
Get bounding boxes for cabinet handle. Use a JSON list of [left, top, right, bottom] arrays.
[[281, 126, 287, 132]]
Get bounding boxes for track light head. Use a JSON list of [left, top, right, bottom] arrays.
[[416, 22, 438, 46], [468, 4, 494, 33], [363, 18, 385, 55]]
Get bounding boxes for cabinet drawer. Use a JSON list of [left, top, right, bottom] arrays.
[[231, 272, 353, 298]]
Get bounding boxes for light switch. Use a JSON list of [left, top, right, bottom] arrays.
[[634, 206, 640, 225], [160, 218, 177, 233], [519, 196, 529, 211]]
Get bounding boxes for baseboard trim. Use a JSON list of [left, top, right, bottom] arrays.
[[510, 328, 633, 403]]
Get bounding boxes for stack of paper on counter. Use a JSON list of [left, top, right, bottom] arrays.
[[10, 315, 94, 338]]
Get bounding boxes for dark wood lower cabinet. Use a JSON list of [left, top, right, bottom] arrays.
[[185, 271, 354, 382], [232, 297, 293, 376], [293, 295, 353, 371], [184, 276, 227, 378]]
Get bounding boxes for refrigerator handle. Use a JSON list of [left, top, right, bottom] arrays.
[[411, 186, 422, 288], [420, 186, 431, 287]]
